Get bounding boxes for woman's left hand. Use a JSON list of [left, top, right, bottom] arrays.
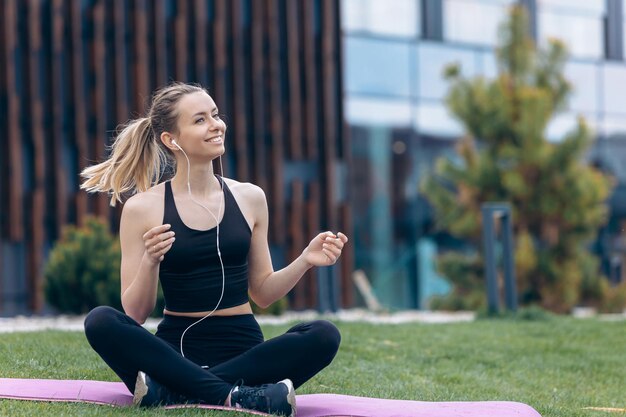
[[302, 231, 349, 267]]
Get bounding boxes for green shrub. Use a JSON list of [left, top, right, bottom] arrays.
[[250, 297, 289, 315], [428, 251, 485, 311], [476, 304, 555, 321], [44, 217, 122, 314]]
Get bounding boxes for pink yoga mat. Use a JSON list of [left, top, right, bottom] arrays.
[[0, 378, 542, 417]]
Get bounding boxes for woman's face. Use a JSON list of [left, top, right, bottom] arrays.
[[173, 91, 227, 159]]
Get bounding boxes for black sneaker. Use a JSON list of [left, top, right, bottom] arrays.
[[230, 379, 296, 416], [133, 371, 198, 407]]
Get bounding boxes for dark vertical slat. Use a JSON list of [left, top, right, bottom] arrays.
[[250, 0, 267, 192], [267, 0, 285, 244], [231, 0, 249, 181], [0, 2, 6, 276], [93, 1, 110, 216], [336, 0, 353, 307], [134, 0, 150, 103], [289, 181, 306, 309], [194, 0, 209, 87], [175, 0, 189, 81], [27, 0, 45, 312], [422, 0, 443, 41], [307, 182, 321, 308], [71, 0, 89, 225], [340, 203, 353, 306], [5, 0, 24, 241], [51, 0, 68, 233], [606, 0, 624, 61], [213, 0, 228, 108], [322, 0, 337, 230], [114, 0, 129, 122], [213, 0, 230, 177], [154, 0, 168, 87], [302, 0, 319, 160], [286, 0, 303, 160]]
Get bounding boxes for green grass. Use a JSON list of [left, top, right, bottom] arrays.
[[0, 316, 625, 416]]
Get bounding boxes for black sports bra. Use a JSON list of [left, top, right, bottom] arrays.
[[159, 178, 252, 312]]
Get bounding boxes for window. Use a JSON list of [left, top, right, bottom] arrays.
[[537, 0, 605, 14], [414, 101, 464, 137], [443, 0, 516, 46], [417, 43, 477, 100], [546, 112, 598, 141], [345, 37, 412, 97], [602, 63, 626, 114], [479, 50, 499, 79], [345, 96, 412, 127], [564, 61, 599, 114], [602, 115, 626, 136], [341, 0, 420, 38], [538, 0, 605, 59]]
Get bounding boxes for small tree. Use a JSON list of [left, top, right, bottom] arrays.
[[422, 5, 618, 313]]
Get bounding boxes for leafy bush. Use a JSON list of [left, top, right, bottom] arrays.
[[476, 304, 555, 321], [428, 252, 485, 311], [250, 297, 289, 316], [44, 217, 122, 314]]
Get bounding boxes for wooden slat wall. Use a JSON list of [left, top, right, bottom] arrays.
[[5, 0, 23, 242], [0, 0, 352, 314], [0, 1, 6, 305]]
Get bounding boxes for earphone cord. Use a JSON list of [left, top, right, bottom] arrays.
[[177, 148, 226, 359]]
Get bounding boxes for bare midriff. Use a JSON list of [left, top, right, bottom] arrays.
[[163, 302, 253, 317]]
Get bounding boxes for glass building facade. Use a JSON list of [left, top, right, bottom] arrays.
[[342, 0, 626, 309]]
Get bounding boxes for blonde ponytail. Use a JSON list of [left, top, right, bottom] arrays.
[[80, 117, 167, 206]]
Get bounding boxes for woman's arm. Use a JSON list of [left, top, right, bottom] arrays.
[[246, 185, 348, 308], [119, 195, 175, 323]]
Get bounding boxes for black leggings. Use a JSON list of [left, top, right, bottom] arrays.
[[84, 306, 341, 405]]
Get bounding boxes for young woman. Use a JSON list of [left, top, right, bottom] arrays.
[[80, 82, 348, 416]]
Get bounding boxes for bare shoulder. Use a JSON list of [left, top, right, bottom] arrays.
[[223, 178, 267, 229], [121, 183, 166, 230], [223, 178, 266, 205]]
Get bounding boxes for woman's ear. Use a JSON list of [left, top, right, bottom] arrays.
[[161, 132, 178, 151]]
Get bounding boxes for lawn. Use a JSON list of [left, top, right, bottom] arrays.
[[0, 315, 624, 416]]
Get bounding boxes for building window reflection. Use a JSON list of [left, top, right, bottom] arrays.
[[479, 50, 498, 79], [345, 36, 413, 97], [342, 0, 420, 38], [443, 0, 516, 46], [345, 96, 412, 127], [537, 0, 605, 14], [602, 63, 626, 115], [537, 0, 605, 59], [602, 116, 626, 137], [417, 43, 477, 100], [414, 101, 464, 137], [546, 111, 598, 142], [564, 61, 599, 114]]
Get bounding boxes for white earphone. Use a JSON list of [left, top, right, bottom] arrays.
[[171, 137, 226, 362]]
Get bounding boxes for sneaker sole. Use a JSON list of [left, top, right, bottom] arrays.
[[132, 371, 148, 406], [278, 379, 296, 417]]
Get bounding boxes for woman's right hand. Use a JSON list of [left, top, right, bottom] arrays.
[[143, 224, 176, 264]]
